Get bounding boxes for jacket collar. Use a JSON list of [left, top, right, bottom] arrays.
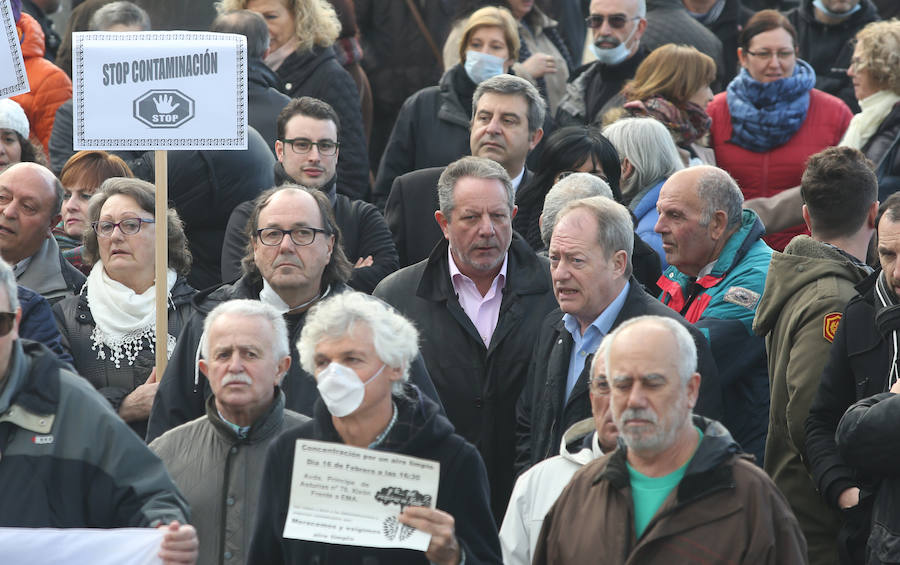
[[204, 387, 287, 444], [0, 341, 65, 433], [248, 58, 285, 91], [415, 233, 550, 302], [438, 65, 472, 129]]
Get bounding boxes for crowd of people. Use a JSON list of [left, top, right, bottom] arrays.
[[1, 0, 900, 564]]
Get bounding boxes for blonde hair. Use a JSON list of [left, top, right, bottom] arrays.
[[622, 44, 716, 106], [217, 0, 340, 53], [854, 19, 900, 96], [458, 6, 520, 64]]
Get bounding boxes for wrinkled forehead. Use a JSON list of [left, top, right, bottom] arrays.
[[590, 0, 639, 16], [474, 92, 529, 119]]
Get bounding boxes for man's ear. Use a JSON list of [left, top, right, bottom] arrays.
[[612, 249, 628, 278], [708, 209, 729, 241], [528, 127, 544, 150], [802, 204, 812, 232], [868, 201, 880, 229], [275, 356, 291, 385], [198, 358, 209, 379], [47, 214, 61, 238], [686, 372, 701, 410], [435, 210, 450, 240], [275, 139, 284, 162]]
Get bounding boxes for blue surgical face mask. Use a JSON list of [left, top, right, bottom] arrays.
[[464, 50, 506, 84], [589, 23, 640, 66], [812, 0, 861, 19]]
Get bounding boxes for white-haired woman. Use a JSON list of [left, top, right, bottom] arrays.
[[248, 291, 501, 565]]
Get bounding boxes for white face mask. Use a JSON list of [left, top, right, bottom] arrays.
[[316, 362, 385, 418], [812, 0, 861, 19], [589, 23, 639, 66], [464, 50, 506, 84]]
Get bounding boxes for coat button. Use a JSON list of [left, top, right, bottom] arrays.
[[474, 397, 483, 408], [224, 550, 232, 559], [230, 446, 238, 454], [226, 496, 235, 506]]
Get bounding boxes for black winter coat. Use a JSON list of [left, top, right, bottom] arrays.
[[787, 0, 880, 113], [373, 65, 473, 209], [515, 279, 723, 474], [865, 102, 900, 202], [277, 45, 370, 201], [145, 277, 440, 443], [248, 58, 290, 155], [219, 165, 398, 292], [700, 0, 753, 83], [374, 235, 558, 523], [838, 392, 900, 565], [247, 387, 502, 565], [52, 277, 196, 439]]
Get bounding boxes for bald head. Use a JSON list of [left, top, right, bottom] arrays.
[[0, 162, 65, 264]]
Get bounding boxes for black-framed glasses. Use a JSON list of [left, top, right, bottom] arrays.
[[0, 311, 16, 337], [92, 218, 155, 238], [256, 226, 329, 247], [745, 49, 795, 61], [280, 138, 341, 156], [585, 14, 639, 29]]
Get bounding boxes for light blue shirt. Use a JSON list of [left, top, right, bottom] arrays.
[[561, 281, 630, 402]]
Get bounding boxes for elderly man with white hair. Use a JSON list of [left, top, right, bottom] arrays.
[[248, 291, 502, 565], [534, 315, 806, 565], [150, 299, 310, 565]]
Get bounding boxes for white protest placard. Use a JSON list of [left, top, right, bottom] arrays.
[[72, 31, 247, 150], [0, 0, 28, 98], [0, 527, 164, 564], [284, 440, 440, 552]]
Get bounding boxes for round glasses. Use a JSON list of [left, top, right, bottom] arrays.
[[280, 138, 340, 156], [256, 226, 328, 246], [92, 217, 155, 237]]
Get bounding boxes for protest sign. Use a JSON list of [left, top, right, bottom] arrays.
[[72, 31, 247, 150], [0, 0, 28, 99], [0, 527, 164, 565], [284, 440, 441, 552]]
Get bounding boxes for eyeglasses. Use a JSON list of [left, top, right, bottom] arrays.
[[745, 49, 795, 61], [584, 14, 640, 29], [92, 218, 155, 237], [589, 376, 611, 395], [256, 226, 329, 247], [280, 138, 340, 156], [555, 170, 609, 183], [0, 311, 15, 337]]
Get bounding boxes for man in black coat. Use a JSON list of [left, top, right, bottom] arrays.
[[516, 195, 721, 474], [375, 156, 558, 524], [219, 97, 398, 293], [385, 74, 545, 268], [682, 0, 753, 83], [806, 194, 900, 564], [147, 185, 436, 442], [210, 9, 290, 155], [786, 0, 880, 112]]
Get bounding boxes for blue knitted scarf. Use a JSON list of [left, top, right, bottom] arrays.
[[726, 59, 816, 152]]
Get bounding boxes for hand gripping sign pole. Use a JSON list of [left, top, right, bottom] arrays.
[[155, 150, 168, 376], [73, 31, 247, 381]]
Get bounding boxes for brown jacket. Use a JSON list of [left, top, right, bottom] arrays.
[[533, 417, 808, 565]]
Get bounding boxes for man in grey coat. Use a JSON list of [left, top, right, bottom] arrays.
[[151, 299, 310, 565]]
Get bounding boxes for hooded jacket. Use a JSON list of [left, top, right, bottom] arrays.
[[276, 45, 369, 201], [0, 340, 189, 528], [533, 416, 808, 565], [247, 386, 502, 565], [146, 276, 440, 443], [150, 390, 310, 565], [658, 210, 773, 464], [753, 236, 870, 565], [500, 419, 604, 565], [12, 12, 71, 153], [787, 0, 880, 112]]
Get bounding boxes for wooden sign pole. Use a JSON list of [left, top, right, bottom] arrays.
[[154, 149, 169, 378]]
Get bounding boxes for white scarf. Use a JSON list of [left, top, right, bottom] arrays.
[[259, 279, 330, 314], [264, 36, 300, 71], [841, 90, 900, 150], [86, 261, 178, 368]]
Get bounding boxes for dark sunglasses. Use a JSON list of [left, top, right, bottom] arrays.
[[585, 14, 639, 29], [0, 312, 15, 337]]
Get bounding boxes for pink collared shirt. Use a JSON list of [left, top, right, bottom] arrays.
[[448, 247, 508, 347]]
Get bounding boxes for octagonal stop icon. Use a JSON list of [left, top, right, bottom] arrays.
[[133, 89, 195, 128]]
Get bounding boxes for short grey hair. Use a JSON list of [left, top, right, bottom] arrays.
[[0, 259, 18, 311], [696, 167, 744, 230], [89, 1, 151, 31], [603, 117, 682, 203], [555, 196, 634, 277], [298, 292, 419, 394], [201, 299, 290, 360], [211, 10, 270, 59], [540, 173, 613, 247], [437, 156, 514, 217], [603, 315, 696, 386], [473, 74, 546, 134]]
